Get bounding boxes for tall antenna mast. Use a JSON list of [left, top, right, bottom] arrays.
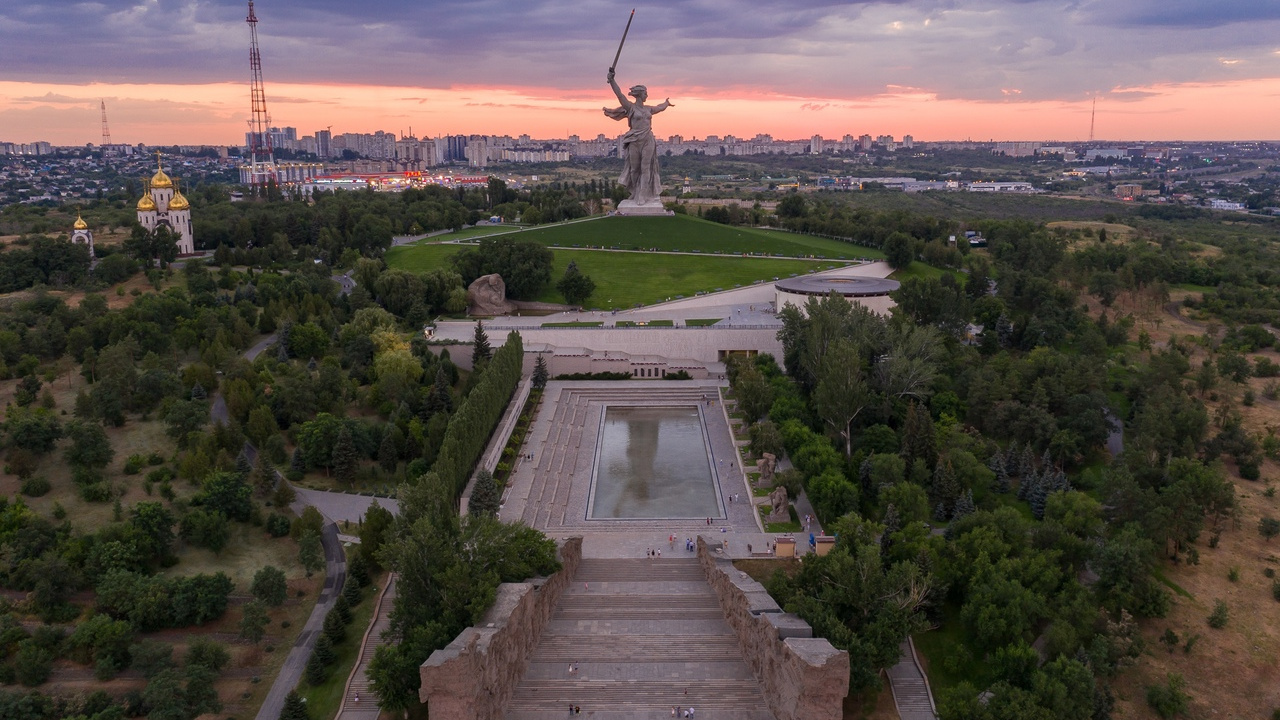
[[100, 100, 112, 150], [246, 0, 275, 193], [1088, 96, 1096, 143]]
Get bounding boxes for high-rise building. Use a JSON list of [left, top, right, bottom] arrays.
[[315, 129, 332, 158], [810, 135, 824, 154]]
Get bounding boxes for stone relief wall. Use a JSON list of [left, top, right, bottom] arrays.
[[696, 537, 850, 720], [418, 536, 583, 719]]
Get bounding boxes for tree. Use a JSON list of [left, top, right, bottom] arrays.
[[180, 509, 230, 553], [378, 426, 400, 472], [556, 260, 596, 306], [239, 599, 269, 644], [732, 361, 774, 423], [884, 231, 914, 270], [251, 565, 288, 607], [63, 420, 115, 469], [3, 406, 63, 454], [197, 472, 253, 521], [280, 689, 312, 720], [469, 470, 500, 517], [299, 531, 324, 578], [323, 606, 347, 644], [532, 354, 549, 389], [815, 339, 869, 456], [254, 452, 278, 497], [332, 426, 358, 485], [185, 637, 230, 671], [131, 501, 176, 562], [472, 321, 492, 367], [305, 634, 335, 685], [1145, 673, 1189, 719]]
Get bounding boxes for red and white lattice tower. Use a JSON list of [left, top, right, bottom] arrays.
[[100, 100, 112, 149], [246, 0, 276, 192]]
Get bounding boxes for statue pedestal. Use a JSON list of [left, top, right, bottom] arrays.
[[616, 200, 673, 216]]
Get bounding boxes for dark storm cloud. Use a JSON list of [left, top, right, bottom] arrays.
[[2, 0, 1279, 103]]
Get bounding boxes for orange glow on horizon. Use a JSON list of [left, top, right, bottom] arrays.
[[2, 77, 1279, 146]]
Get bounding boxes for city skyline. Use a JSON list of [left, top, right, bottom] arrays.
[[3, 1, 1279, 144]]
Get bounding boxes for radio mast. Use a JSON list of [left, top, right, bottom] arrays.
[[100, 101, 112, 150], [246, 0, 276, 193]]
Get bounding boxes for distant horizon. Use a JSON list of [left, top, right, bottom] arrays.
[[4, 2, 1279, 147]]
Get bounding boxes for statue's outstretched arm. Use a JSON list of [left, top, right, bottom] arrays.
[[606, 72, 631, 107], [653, 98, 674, 114]]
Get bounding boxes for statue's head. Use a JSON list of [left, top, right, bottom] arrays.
[[628, 85, 648, 101]]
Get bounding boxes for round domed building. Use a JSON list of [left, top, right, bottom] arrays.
[[136, 156, 195, 255], [774, 274, 900, 316]]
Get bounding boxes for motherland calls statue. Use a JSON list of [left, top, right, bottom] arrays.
[[601, 12, 674, 215]]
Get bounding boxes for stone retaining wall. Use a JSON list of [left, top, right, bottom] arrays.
[[418, 536, 583, 719], [696, 537, 849, 720]]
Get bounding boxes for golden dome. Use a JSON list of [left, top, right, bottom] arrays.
[[168, 189, 190, 211], [73, 214, 88, 230], [137, 193, 157, 212], [150, 167, 174, 189]]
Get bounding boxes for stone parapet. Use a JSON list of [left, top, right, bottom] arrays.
[[696, 537, 849, 720], [419, 536, 583, 719]]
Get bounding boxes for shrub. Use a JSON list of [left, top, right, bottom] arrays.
[[19, 476, 50, 497], [1145, 673, 1189, 719], [266, 514, 291, 538], [1272, 580, 1280, 602], [1207, 600, 1229, 628], [123, 455, 146, 475], [1228, 566, 1240, 582]]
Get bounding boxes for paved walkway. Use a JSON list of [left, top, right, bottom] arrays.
[[294, 487, 400, 527], [254, 515, 347, 720], [506, 558, 775, 720]]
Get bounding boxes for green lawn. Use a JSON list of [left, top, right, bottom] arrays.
[[542, 321, 603, 327], [686, 318, 724, 327], [497, 214, 876, 259], [890, 261, 964, 283], [386, 243, 837, 310]]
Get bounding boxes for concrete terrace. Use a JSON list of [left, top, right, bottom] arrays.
[[500, 382, 763, 536]]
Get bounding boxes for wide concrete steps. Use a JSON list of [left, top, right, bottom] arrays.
[[532, 635, 743, 662], [506, 558, 774, 720], [574, 560, 707, 582], [508, 678, 767, 707]]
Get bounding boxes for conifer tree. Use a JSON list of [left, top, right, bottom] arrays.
[[254, 453, 277, 497], [532, 354, 549, 389], [304, 635, 334, 685], [469, 469, 500, 517], [472, 321, 492, 367], [951, 489, 976, 520], [332, 426, 358, 485], [880, 503, 900, 557], [323, 606, 346, 644], [378, 427, 399, 473], [279, 690, 311, 720]]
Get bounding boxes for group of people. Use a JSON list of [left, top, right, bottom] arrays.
[[645, 547, 662, 558], [672, 706, 695, 717]]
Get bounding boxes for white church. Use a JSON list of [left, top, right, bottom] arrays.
[[136, 156, 195, 255]]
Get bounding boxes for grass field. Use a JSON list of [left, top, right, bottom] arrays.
[[889, 261, 965, 284], [385, 242, 842, 309], [484, 214, 879, 259]]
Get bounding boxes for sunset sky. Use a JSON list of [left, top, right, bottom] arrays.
[[3, 0, 1280, 145]]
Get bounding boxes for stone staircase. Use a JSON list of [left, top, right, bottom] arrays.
[[886, 640, 937, 720], [505, 558, 775, 720], [334, 576, 397, 720]]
